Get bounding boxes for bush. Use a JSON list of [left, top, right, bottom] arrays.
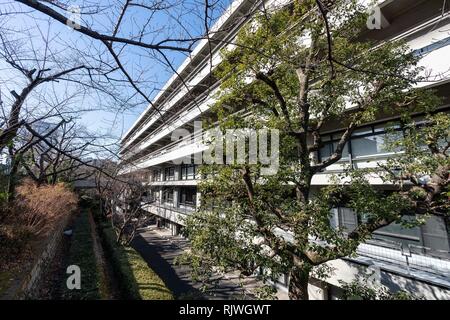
[[15, 179, 78, 236], [99, 223, 173, 300], [0, 224, 33, 267], [339, 277, 423, 300]]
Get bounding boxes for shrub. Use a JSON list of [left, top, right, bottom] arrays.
[[15, 179, 78, 236], [0, 224, 33, 267], [99, 223, 173, 300], [339, 277, 423, 300]]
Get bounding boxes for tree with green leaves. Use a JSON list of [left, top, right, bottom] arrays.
[[180, 0, 448, 300]]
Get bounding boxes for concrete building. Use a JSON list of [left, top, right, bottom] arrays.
[[119, 0, 450, 299]]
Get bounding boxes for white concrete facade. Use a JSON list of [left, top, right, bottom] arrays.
[[120, 0, 450, 299]]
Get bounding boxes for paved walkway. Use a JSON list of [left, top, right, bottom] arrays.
[[131, 225, 261, 300]]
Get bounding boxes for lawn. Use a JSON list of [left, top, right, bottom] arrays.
[[100, 223, 173, 300]]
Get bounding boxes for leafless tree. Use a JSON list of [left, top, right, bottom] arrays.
[[0, 19, 135, 151], [0, 15, 140, 201], [95, 169, 152, 244], [17, 120, 95, 185], [1, 1, 257, 122]]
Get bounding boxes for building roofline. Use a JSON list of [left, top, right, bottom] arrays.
[[120, 0, 432, 147], [120, 0, 260, 145]]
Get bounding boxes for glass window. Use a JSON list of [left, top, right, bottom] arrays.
[[351, 135, 384, 157], [421, 216, 450, 256], [179, 188, 197, 207], [163, 188, 174, 205], [151, 189, 160, 203], [319, 142, 333, 160], [351, 131, 402, 158], [164, 167, 175, 181], [152, 169, 161, 181], [181, 164, 196, 180], [333, 141, 349, 159], [352, 127, 373, 136], [319, 141, 349, 160], [372, 216, 421, 247], [330, 207, 358, 233], [374, 122, 401, 133]]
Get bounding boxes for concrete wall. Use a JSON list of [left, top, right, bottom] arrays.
[[17, 213, 72, 299]]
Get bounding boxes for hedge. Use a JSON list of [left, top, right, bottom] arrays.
[[99, 223, 173, 300]]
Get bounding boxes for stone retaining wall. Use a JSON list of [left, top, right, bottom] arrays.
[[14, 213, 72, 299]]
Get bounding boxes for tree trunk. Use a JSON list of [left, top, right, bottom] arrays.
[[7, 147, 20, 203], [288, 266, 310, 300], [7, 159, 19, 203]]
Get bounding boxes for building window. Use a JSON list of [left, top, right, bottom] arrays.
[[330, 207, 450, 257], [162, 188, 174, 205], [152, 169, 161, 182], [179, 188, 197, 207], [319, 134, 350, 160], [181, 164, 196, 180], [330, 207, 358, 233], [164, 167, 175, 181], [150, 188, 160, 203], [319, 121, 403, 161]]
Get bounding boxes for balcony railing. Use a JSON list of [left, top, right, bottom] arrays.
[[123, 127, 205, 170], [355, 238, 450, 276], [123, 109, 253, 169], [142, 199, 196, 216], [122, 81, 221, 156]]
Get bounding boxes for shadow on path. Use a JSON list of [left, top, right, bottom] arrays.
[[131, 233, 204, 299], [131, 226, 258, 300]]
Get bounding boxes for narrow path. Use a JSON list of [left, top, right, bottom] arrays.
[[131, 232, 204, 299], [35, 209, 119, 300], [87, 210, 119, 299], [131, 225, 259, 300]]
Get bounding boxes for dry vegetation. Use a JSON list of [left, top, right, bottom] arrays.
[[0, 179, 78, 278], [15, 180, 78, 236]]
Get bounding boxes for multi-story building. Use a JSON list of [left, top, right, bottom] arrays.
[[119, 0, 450, 299]]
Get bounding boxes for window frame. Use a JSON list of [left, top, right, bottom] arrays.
[[318, 120, 405, 162], [180, 164, 196, 180], [152, 169, 161, 182], [164, 167, 175, 181], [162, 187, 174, 205], [179, 187, 197, 207]]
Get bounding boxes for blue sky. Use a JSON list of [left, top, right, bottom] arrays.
[[0, 0, 232, 143]]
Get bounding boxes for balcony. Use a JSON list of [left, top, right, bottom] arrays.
[[119, 0, 255, 150], [355, 238, 450, 275], [141, 199, 196, 226], [121, 86, 218, 159], [119, 127, 207, 175]]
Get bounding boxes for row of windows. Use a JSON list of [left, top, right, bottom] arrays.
[[150, 164, 197, 182], [331, 207, 450, 257], [319, 122, 404, 161], [148, 118, 438, 174], [146, 114, 447, 179], [318, 112, 450, 162], [149, 187, 197, 208]]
